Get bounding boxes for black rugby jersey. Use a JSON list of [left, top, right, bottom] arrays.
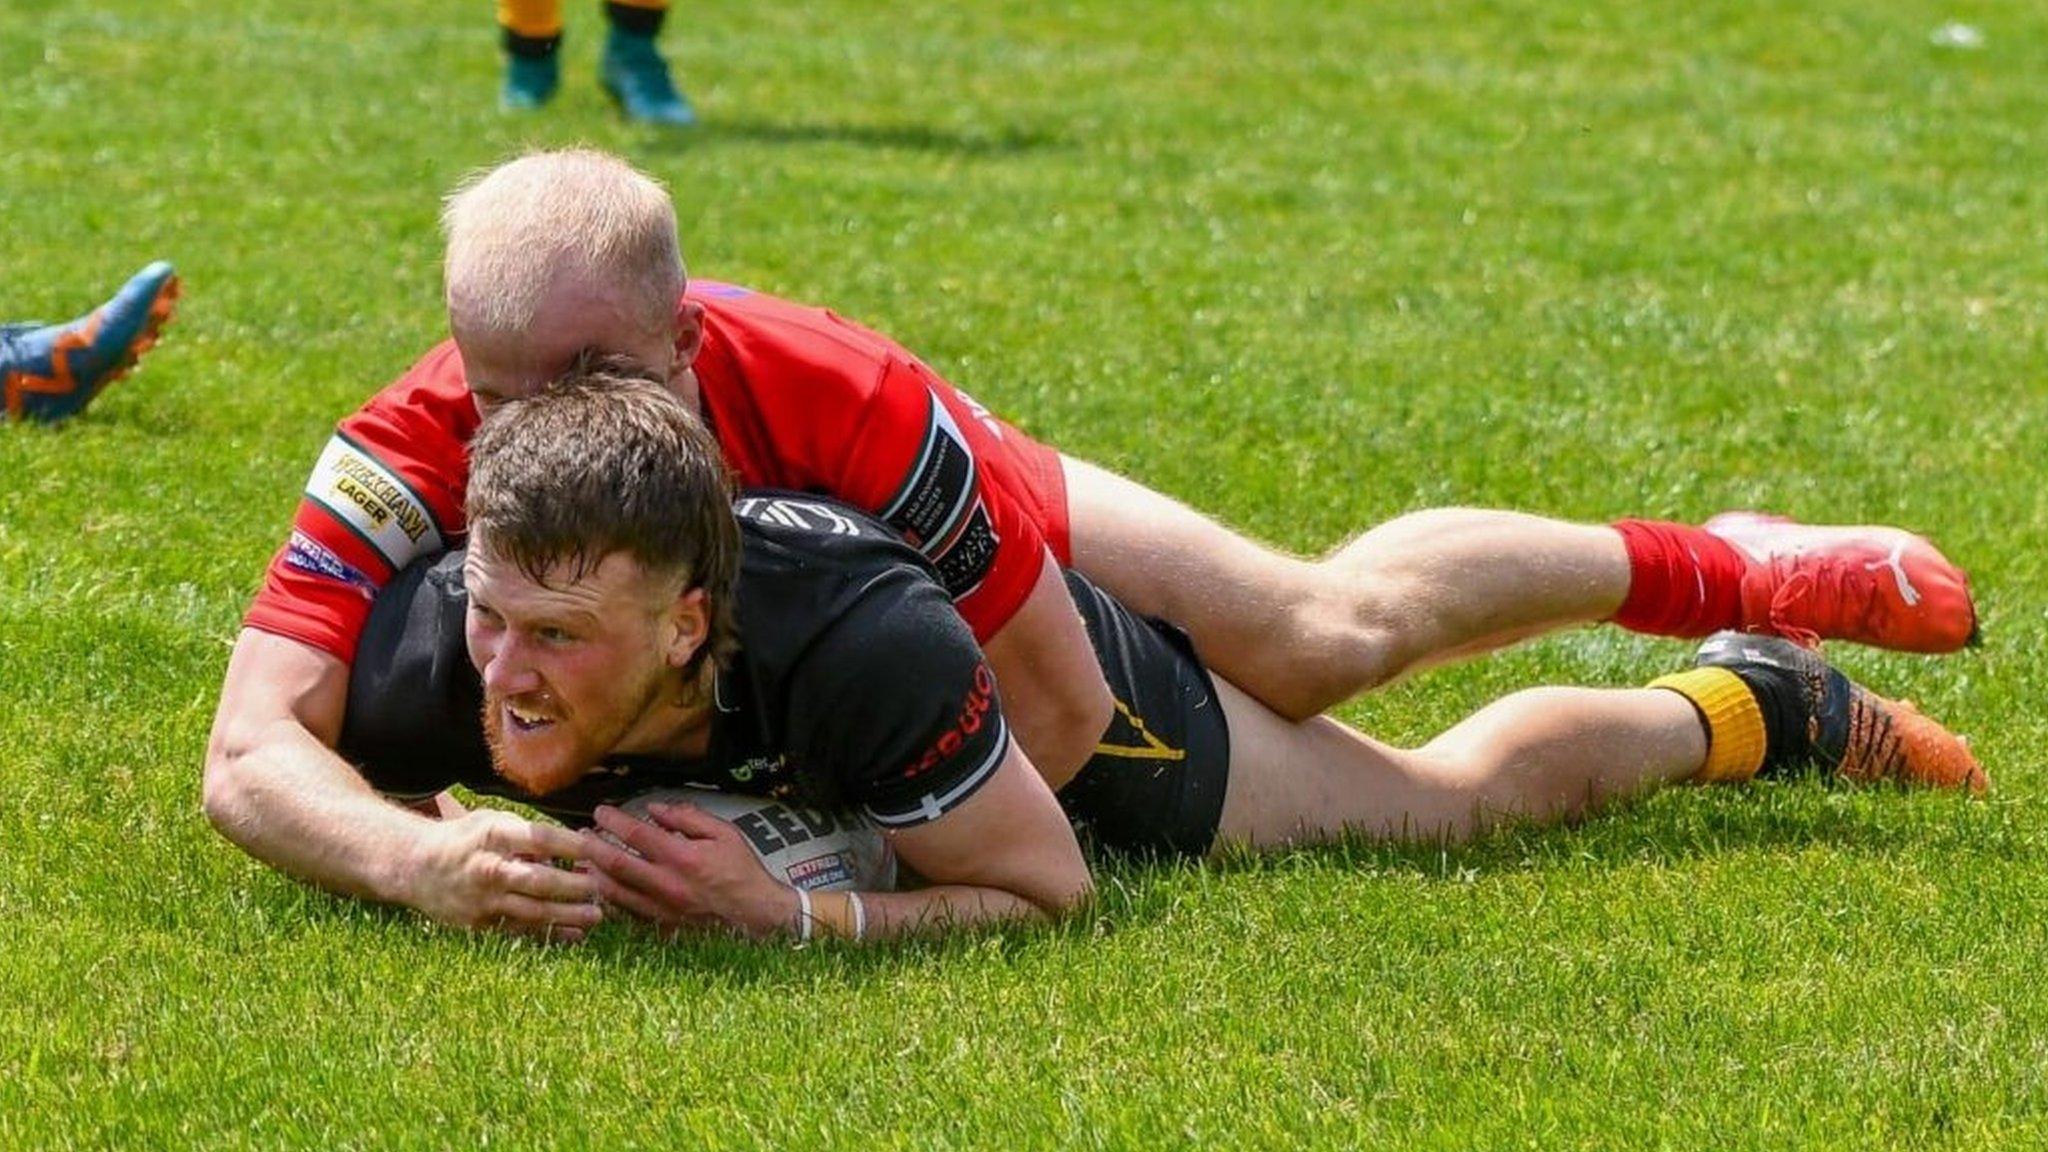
[[338, 492, 1011, 829]]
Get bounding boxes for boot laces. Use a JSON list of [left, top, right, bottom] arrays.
[[1764, 555, 1887, 650]]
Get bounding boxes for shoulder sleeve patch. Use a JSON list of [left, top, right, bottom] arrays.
[[879, 390, 999, 598], [283, 530, 380, 599], [303, 433, 446, 571], [929, 500, 999, 600]]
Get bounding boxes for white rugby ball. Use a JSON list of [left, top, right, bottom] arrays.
[[616, 788, 896, 893]]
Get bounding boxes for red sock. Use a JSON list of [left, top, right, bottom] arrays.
[[1611, 519, 1750, 637]]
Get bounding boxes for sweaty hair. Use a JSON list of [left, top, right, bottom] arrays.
[[441, 148, 685, 343], [467, 356, 741, 675]]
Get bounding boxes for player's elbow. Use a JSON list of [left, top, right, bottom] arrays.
[[202, 705, 295, 847], [203, 630, 351, 845], [1018, 844, 1095, 921], [201, 724, 260, 842], [1039, 867, 1095, 918], [1028, 672, 1116, 790]]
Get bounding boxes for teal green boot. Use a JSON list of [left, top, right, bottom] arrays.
[[601, 27, 696, 125], [499, 24, 560, 112]]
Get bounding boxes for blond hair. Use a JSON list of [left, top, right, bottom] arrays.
[[441, 148, 686, 341]]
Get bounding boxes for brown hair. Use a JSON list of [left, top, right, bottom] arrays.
[[467, 355, 740, 676]]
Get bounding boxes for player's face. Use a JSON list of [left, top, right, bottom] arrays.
[[453, 277, 681, 415], [462, 544, 707, 795]]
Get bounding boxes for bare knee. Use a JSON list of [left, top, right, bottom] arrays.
[[1308, 508, 1622, 690], [1243, 515, 1520, 715], [1117, 552, 1393, 722], [1246, 591, 1400, 720], [1249, 544, 1459, 716]]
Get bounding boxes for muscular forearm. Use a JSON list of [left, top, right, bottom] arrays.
[[203, 721, 433, 908], [806, 882, 1071, 943], [206, 629, 596, 939]]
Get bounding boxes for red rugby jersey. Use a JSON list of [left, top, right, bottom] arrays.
[[245, 281, 1070, 663]]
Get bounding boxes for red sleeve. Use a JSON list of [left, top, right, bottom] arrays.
[[242, 344, 477, 664], [830, 356, 1049, 643], [692, 285, 1070, 643]]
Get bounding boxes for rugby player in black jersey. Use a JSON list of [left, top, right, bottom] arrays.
[[206, 361, 1987, 944], [210, 363, 1089, 941]]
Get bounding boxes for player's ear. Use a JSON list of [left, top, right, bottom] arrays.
[[672, 300, 706, 366], [663, 586, 710, 668]]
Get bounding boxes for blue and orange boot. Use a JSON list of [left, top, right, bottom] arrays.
[[2, 261, 179, 424], [1670, 631, 1989, 792], [601, 27, 696, 126]]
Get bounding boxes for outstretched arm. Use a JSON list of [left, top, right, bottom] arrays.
[[581, 740, 1092, 942], [203, 628, 601, 939]]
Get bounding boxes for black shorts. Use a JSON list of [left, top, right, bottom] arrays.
[[1058, 570, 1232, 861]]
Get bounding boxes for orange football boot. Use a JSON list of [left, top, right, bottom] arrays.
[[1694, 632, 1988, 793]]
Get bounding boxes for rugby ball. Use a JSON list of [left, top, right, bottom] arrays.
[[616, 788, 896, 893]]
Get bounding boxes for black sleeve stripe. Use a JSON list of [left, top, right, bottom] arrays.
[[862, 716, 1011, 828], [879, 389, 978, 557]]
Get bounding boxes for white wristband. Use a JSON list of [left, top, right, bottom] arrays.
[[848, 891, 867, 942], [793, 886, 813, 942]]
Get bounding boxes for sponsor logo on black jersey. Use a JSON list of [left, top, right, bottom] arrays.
[[904, 663, 999, 781], [728, 755, 784, 784], [734, 496, 868, 537], [868, 709, 1010, 829]]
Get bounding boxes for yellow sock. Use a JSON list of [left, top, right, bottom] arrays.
[[498, 0, 563, 40], [1649, 667, 1768, 783]]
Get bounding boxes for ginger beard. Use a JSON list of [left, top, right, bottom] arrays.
[[480, 664, 669, 796], [463, 544, 701, 797]]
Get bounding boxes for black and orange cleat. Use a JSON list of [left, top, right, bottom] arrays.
[[1, 261, 180, 424], [1694, 631, 1988, 793], [1705, 511, 1978, 654]]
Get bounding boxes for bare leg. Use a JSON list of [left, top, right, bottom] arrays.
[[1063, 457, 1631, 720], [1212, 677, 1705, 851]]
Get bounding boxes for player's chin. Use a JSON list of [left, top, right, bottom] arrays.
[[494, 751, 595, 797], [484, 717, 597, 796]]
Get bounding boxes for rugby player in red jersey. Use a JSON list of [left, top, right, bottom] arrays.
[[205, 150, 1978, 936]]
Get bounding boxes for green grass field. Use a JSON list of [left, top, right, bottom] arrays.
[[5, 0, 2047, 1145]]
